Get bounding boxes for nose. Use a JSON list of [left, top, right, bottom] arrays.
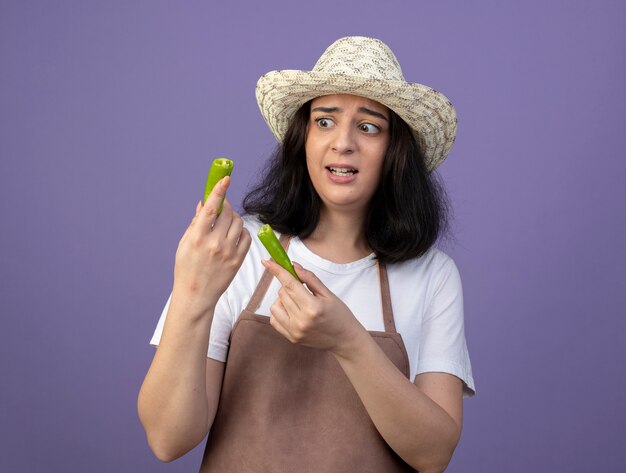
[[331, 124, 355, 154]]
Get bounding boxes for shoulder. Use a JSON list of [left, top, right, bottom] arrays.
[[242, 214, 296, 257], [238, 214, 266, 261], [387, 247, 462, 309], [242, 214, 265, 233], [241, 215, 267, 252], [390, 247, 460, 282]]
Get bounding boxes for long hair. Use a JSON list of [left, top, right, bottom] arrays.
[[243, 101, 451, 263]]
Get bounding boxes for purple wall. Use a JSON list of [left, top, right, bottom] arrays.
[[1, 1, 624, 471]]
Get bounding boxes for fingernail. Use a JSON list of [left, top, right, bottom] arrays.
[[221, 175, 231, 187]]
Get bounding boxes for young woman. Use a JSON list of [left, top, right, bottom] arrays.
[[138, 36, 475, 473]]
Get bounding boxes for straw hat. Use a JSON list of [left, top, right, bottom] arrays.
[[256, 36, 458, 171]]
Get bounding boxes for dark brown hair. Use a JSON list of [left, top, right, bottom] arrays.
[[243, 100, 450, 263]]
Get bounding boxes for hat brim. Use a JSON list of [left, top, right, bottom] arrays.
[[256, 69, 457, 171]]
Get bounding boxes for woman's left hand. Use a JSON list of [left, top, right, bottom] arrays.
[[262, 259, 365, 357], [263, 259, 463, 471]]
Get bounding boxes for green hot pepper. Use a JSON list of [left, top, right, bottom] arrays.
[[257, 224, 300, 282], [203, 158, 234, 214]]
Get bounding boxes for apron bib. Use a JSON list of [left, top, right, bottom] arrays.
[[200, 236, 415, 472]]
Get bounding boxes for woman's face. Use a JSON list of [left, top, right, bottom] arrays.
[[305, 94, 390, 216]]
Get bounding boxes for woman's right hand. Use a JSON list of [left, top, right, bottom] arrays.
[[172, 176, 251, 319]]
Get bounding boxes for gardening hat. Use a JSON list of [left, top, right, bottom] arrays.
[[256, 36, 458, 171]]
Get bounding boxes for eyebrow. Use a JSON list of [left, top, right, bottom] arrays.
[[311, 106, 389, 122]]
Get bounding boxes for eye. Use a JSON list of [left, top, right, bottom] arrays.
[[358, 122, 380, 134], [315, 117, 335, 128]]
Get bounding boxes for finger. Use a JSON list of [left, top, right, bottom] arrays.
[[189, 200, 204, 231], [234, 229, 252, 266], [210, 198, 235, 235], [269, 301, 295, 342], [261, 259, 306, 297], [278, 286, 301, 314], [197, 176, 230, 230], [180, 200, 203, 244], [225, 211, 245, 243], [293, 262, 331, 297]]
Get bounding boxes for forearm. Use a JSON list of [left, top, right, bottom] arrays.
[[333, 329, 461, 473], [137, 296, 215, 462]]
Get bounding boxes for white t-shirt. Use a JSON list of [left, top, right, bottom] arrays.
[[151, 216, 475, 396]]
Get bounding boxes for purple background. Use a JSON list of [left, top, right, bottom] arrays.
[[1, 1, 625, 471]]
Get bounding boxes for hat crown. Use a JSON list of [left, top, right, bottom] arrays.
[[312, 36, 405, 82], [256, 36, 458, 171]]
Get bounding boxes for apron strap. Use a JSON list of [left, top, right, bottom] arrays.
[[377, 261, 397, 334], [245, 233, 292, 313]]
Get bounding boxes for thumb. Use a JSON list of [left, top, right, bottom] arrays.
[[293, 262, 330, 297]]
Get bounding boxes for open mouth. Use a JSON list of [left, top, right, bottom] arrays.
[[327, 166, 358, 176]]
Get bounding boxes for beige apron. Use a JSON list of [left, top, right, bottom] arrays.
[[200, 236, 415, 472]]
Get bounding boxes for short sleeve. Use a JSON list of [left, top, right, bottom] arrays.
[[149, 294, 171, 347], [149, 291, 236, 362], [206, 289, 236, 361], [416, 257, 475, 397]]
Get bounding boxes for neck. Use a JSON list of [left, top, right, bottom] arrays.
[[302, 208, 371, 263]]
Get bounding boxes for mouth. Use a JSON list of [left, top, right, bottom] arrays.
[[326, 166, 358, 177]]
